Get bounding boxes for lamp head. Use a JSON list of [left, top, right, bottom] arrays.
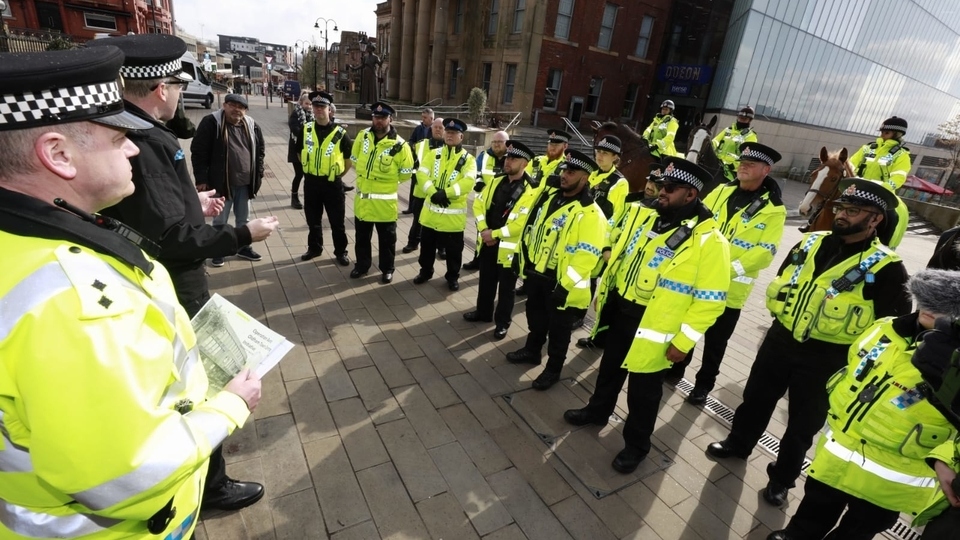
[[314, 22, 319, 28]]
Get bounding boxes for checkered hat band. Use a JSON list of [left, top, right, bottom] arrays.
[[880, 123, 906, 132], [313, 97, 331, 105], [549, 134, 569, 142], [506, 147, 532, 160], [119, 58, 183, 80], [739, 111, 755, 118], [740, 148, 772, 165], [596, 139, 621, 153], [839, 189, 887, 210], [566, 156, 595, 172], [663, 168, 704, 191], [0, 81, 123, 129]]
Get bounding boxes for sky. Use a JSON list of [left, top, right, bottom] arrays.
[[173, 0, 381, 49]]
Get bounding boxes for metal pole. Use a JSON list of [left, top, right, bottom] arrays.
[[324, 31, 329, 91]]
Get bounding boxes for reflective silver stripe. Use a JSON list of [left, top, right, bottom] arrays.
[[0, 262, 73, 342], [731, 259, 746, 277], [822, 431, 938, 488], [499, 226, 511, 237], [566, 266, 584, 285], [453, 183, 462, 196], [499, 241, 518, 250], [185, 410, 231, 449], [0, 500, 122, 538], [0, 411, 32, 473], [636, 329, 676, 343], [428, 205, 467, 215], [680, 323, 703, 342], [360, 192, 398, 200], [732, 275, 754, 284]]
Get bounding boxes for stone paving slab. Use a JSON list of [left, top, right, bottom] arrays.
[[176, 100, 938, 539]]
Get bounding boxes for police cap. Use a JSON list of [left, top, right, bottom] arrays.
[[86, 34, 192, 81]]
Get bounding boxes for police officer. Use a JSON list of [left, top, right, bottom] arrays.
[[665, 142, 786, 405], [707, 178, 911, 507], [87, 33, 271, 511], [464, 140, 534, 340], [642, 100, 680, 159], [564, 158, 730, 474], [299, 90, 353, 266], [768, 269, 960, 540], [464, 130, 509, 271], [507, 150, 606, 390], [0, 47, 261, 539], [713, 105, 759, 181], [850, 115, 911, 249], [402, 117, 444, 254], [350, 102, 415, 284], [414, 118, 478, 290]]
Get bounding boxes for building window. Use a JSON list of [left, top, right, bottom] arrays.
[[449, 60, 459, 98], [487, 0, 499, 36], [586, 77, 603, 114], [454, 0, 464, 34], [503, 64, 517, 104], [543, 68, 562, 110], [512, 0, 525, 34], [622, 83, 638, 118], [482, 63, 493, 93], [84, 12, 118, 31], [555, 0, 573, 40], [635, 15, 654, 58], [597, 3, 617, 50], [2, 1, 12, 17]]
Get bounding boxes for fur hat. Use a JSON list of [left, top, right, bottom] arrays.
[[908, 269, 960, 319]]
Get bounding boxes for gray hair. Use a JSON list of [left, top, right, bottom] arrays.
[[0, 123, 91, 182], [124, 78, 165, 99], [909, 269, 960, 319], [422, 108, 434, 117]]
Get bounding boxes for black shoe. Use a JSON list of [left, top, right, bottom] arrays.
[[506, 348, 540, 365], [612, 447, 648, 474], [575, 337, 605, 349], [705, 439, 750, 460], [686, 387, 709, 405], [236, 246, 262, 261], [571, 317, 585, 330], [798, 224, 810, 233], [210, 257, 225, 267], [402, 244, 418, 253], [493, 325, 508, 340], [437, 248, 446, 260], [563, 408, 608, 426], [300, 249, 321, 261], [762, 479, 790, 507], [202, 479, 265, 511], [381, 272, 394, 284], [447, 280, 459, 291], [291, 193, 303, 210], [343, 185, 355, 192], [463, 311, 493, 323], [515, 283, 527, 297], [336, 254, 351, 267], [401, 209, 413, 215], [463, 258, 480, 271], [350, 268, 367, 279], [413, 273, 431, 285], [532, 370, 560, 391], [766, 531, 792, 540]]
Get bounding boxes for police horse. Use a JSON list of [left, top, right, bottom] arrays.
[[590, 121, 659, 193], [683, 115, 726, 196], [798, 147, 854, 232]]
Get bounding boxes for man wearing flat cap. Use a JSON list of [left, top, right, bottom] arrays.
[[707, 177, 911, 508], [0, 47, 261, 539], [665, 142, 787, 406], [507, 150, 606, 390], [464, 140, 535, 340], [564, 157, 730, 474], [850, 115, 912, 249], [299, 90, 354, 267], [414, 117, 478, 290], [350, 101, 414, 283]]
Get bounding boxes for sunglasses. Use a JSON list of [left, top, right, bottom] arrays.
[[655, 181, 689, 194], [153, 79, 189, 91], [831, 204, 879, 217]]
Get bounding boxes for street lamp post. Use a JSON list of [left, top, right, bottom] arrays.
[[294, 39, 310, 83], [314, 17, 338, 91]]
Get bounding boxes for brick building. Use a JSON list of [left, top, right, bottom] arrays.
[[1, 0, 173, 41]]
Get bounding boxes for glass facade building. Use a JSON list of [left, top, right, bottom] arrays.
[[708, 0, 960, 145]]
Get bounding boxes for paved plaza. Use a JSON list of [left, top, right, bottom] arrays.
[[183, 98, 939, 540]]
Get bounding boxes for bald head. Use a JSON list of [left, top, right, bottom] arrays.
[[490, 130, 509, 157], [431, 118, 445, 140]]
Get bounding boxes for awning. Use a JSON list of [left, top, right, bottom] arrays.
[[903, 175, 954, 195]]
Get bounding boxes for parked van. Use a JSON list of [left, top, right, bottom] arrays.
[[179, 52, 215, 109]]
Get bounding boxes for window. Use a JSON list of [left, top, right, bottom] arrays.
[[543, 68, 562, 110], [503, 64, 517, 104], [84, 12, 117, 31], [482, 63, 493, 93], [555, 0, 573, 40], [487, 0, 499, 36], [635, 15, 654, 58], [586, 77, 603, 114], [622, 83, 638, 118], [449, 60, 459, 98], [2, 2, 12, 17], [512, 0, 525, 34], [597, 3, 617, 50], [454, 0, 464, 34]]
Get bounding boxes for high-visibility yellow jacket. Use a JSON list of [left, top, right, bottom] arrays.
[[712, 123, 758, 170], [419, 145, 478, 232], [476, 148, 504, 188], [412, 138, 443, 199], [597, 202, 730, 372], [518, 187, 605, 310], [642, 114, 680, 158], [0, 228, 249, 539], [473, 172, 534, 268], [808, 315, 954, 518], [525, 154, 565, 186], [702, 179, 786, 309], [301, 121, 347, 179], [916, 436, 960, 526], [351, 127, 415, 222], [588, 167, 629, 278], [850, 138, 912, 249]]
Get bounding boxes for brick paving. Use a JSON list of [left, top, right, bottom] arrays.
[[181, 98, 939, 540]]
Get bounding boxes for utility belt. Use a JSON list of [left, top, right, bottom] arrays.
[[613, 288, 647, 318], [305, 173, 343, 182], [525, 267, 557, 287]]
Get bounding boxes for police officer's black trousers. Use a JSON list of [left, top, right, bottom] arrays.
[[922, 505, 960, 540], [782, 477, 898, 540], [354, 219, 397, 273], [725, 324, 847, 488], [523, 274, 586, 374], [475, 244, 516, 326], [666, 307, 742, 391], [304, 174, 348, 256], [418, 226, 462, 282], [406, 196, 425, 247]]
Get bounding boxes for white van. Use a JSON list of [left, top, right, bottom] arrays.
[[179, 52, 215, 109]]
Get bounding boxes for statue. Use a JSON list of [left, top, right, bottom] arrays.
[[350, 44, 382, 109]]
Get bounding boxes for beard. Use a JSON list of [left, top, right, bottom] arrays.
[[372, 124, 389, 136], [831, 218, 869, 236]]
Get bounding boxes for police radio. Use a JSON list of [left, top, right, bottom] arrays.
[[54, 198, 161, 257]]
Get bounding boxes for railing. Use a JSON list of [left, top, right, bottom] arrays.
[[0, 27, 83, 53], [562, 116, 592, 146], [504, 111, 523, 131]]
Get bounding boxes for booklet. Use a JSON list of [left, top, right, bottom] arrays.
[[191, 293, 294, 394]]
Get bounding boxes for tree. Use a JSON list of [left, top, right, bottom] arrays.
[[468, 87, 487, 126], [300, 49, 325, 91], [937, 113, 960, 189]]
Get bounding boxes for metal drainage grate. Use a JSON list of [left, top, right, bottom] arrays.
[[671, 377, 923, 540]]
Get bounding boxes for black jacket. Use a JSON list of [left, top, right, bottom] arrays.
[[191, 110, 265, 199], [100, 102, 252, 307], [288, 104, 312, 163]]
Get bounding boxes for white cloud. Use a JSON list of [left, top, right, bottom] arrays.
[[174, 0, 381, 47]]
